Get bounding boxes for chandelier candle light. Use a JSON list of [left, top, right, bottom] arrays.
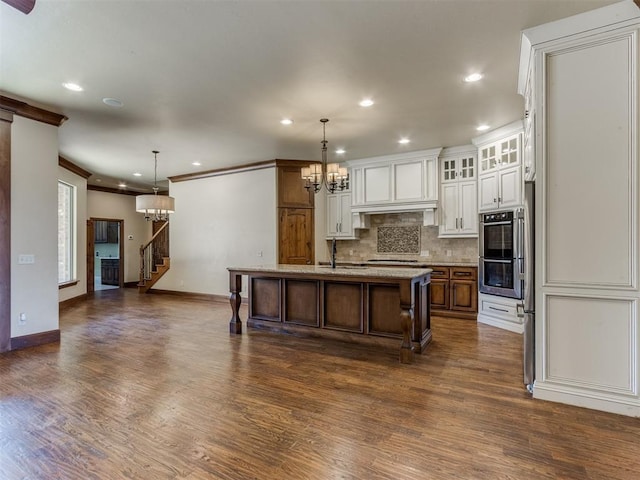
[[135, 150, 175, 221], [301, 118, 349, 193]]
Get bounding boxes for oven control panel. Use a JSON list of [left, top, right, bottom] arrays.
[[482, 211, 514, 223]]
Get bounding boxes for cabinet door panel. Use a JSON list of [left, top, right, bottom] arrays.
[[478, 174, 498, 212], [278, 208, 314, 265], [339, 193, 352, 235], [498, 166, 521, 208], [450, 280, 478, 312], [440, 183, 459, 235], [364, 165, 391, 203], [327, 195, 340, 236], [430, 279, 449, 310], [394, 161, 423, 201], [278, 166, 314, 208], [459, 181, 478, 235]]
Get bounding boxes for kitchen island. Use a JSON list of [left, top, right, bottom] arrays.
[[228, 264, 431, 363]]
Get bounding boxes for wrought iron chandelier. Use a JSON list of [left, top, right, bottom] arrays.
[[135, 150, 175, 221], [301, 118, 349, 194]]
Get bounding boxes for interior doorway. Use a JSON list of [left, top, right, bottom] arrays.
[[87, 218, 125, 293]]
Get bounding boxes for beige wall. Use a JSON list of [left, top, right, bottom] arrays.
[[156, 167, 278, 296], [11, 116, 59, 337], [87, 190, 151, 283], [58, 166, 87, 302]]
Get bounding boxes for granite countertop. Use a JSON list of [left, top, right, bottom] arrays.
[[228, 264, 432, 279], [318, 260, 478, 268]]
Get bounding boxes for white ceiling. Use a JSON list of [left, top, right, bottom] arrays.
[[1, 0, 617, 192]]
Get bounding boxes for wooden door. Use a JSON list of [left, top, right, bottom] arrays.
[[278, 208, 314, 265]]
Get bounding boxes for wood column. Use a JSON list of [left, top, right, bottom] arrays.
[[0, 109, 13, 353], [229, 271, 242, 334]]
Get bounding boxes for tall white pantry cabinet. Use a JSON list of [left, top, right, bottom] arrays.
[[519, 0, 640, 416]]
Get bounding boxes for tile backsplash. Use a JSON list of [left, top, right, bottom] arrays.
[[333, 212, 478, 263]]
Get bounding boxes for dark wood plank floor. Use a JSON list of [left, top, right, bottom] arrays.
[[1, 289, 639, 479]]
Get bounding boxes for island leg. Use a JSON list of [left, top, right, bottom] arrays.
[[399, 306, 415, 364], [229, 271, 242, 334]]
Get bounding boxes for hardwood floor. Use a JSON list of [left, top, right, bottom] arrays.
[[1, 289, 639, 479]]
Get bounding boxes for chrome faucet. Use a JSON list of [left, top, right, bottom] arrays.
[[331, 237, 337, 269]]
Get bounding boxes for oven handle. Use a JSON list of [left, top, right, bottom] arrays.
[[481, 220, 512, 226], [481, 258, 512, 264]]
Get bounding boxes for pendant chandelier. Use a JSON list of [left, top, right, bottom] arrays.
[[135, 150, 175, 221], [301, 118, 349, 194]]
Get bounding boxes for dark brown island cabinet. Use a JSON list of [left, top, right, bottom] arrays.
[[228, 265, 432, 364]]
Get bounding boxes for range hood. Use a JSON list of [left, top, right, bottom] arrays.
[[351, 203, 438, 230]]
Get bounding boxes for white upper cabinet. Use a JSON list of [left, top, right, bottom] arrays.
[[473, 121, 524, 212], [439, 146, 478, 238], [347, 148, 442, 226], [326, 191, 354, 239]]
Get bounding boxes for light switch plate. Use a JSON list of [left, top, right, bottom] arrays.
[[18, 254, 35, 264]]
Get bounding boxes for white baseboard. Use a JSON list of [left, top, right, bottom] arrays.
[[477, 313, 524, 334], [534, 381, 640, 417]]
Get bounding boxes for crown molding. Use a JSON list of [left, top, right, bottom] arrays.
[[0, 95, 67, 127], [59, 156, 92, 179]]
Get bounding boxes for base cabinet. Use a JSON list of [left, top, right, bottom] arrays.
[[477, 293, 522, 333], [100, 259, 120, 286], [430, 266, 477, 319]]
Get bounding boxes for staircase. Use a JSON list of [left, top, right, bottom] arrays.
[[138, 220, 171, 293]]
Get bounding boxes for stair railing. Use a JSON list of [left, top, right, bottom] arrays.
[[139, 221, 169, 286]]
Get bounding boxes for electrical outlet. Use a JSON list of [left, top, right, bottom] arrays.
[[421, 250, 430, 257], [446, 249, 452, 257], [18, 313, 26, 325]]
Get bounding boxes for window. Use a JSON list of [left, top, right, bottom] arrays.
[[58, 181, 75, 284]]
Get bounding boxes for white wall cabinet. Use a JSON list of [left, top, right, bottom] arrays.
[[326, 191, 354, 239], [518, 0, 640, 417], [347, 148, 442, 226], [439, 146, 478, 238], [473, 123, 524, 212]]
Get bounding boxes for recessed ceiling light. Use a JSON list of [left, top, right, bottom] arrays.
[[192, 161, 201, 166], [118, 182, 127, 188], [133, 172, 142, 177], [476, 124, 491, 132], [398, 138, 410, 145], [280, 118, 293, 125], [95, 178, 102, 183], [63, 82, 83, 92], [335, 149, 346, 155], [103, 97, 123, 107], [464, 73, 483, 83], [359, 99, 374, 107]]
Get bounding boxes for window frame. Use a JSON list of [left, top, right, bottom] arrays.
[[58, 180, 76, 285]]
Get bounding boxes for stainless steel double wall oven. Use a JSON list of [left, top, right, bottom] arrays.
[[479, 209, 523, 299]]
